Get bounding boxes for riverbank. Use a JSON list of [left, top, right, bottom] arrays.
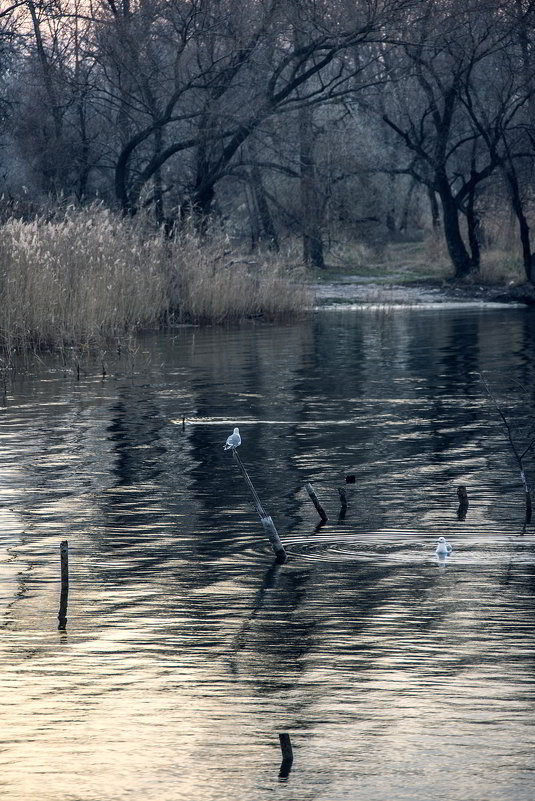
[[311, 276, 535, 308], [310, 238, 535, 308], [1, 212, 533, 357]]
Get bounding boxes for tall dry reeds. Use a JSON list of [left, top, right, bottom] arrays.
[[169, 230, 308, 323], [0, 206, 308, 352]]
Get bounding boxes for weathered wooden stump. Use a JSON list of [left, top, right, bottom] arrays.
[[305, 482, 328, 523], [58, 540, 69, 631], [456, 485, 469, 520], [278, 733, 293, 779]]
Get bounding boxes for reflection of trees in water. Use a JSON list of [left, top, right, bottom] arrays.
[[230, 564, 315, 691], [94, 382, 194, 589], [186, 321, 315, 543], [228, 554, 447, 700], [97, 385, 168, 556], [107, 389, 166, 487], [182, 309, 535, 547], [407, 315, 485, 521], [5, 315, 535, 694]]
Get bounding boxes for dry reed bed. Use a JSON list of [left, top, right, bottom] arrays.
[[0, 208, 308, 352]]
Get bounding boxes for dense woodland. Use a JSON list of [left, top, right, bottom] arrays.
[[2, 0, 535, 281]]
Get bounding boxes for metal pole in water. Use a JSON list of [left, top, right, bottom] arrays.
[[232, 449, 286, 563], [58, 540, 69, 630]]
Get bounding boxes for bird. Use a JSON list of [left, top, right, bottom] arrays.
[[436, 536, 453, 556], [223, 427, 241, 450]]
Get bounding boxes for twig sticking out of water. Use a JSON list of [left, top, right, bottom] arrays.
[[479, 373, 534, 527]]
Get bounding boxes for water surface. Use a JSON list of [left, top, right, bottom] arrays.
[[1, 307, 535, 800]]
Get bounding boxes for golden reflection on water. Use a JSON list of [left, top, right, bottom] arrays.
[[1, 309, 535, 800]]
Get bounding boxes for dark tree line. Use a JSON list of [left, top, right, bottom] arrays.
[[2, 0, 535, 279]]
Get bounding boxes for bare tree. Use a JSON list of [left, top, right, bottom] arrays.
[[97, 0, 416, 226], [380, 0, 532, 279]]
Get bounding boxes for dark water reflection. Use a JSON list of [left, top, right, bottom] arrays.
[[1, 307, 535, 800]]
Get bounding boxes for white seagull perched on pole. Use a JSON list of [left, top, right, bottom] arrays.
[[224, 427, 241, 450], [436, 536, 453, 556]]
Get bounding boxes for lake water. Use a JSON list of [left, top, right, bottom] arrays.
[[1, 306, 535, 801]]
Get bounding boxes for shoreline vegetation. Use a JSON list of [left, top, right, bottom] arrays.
[[0, 206, 308, 356], [1, 206, 532, 362]]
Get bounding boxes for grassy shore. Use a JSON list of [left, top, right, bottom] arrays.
[[312, 237, 527, 286], [0, 207, 308, 353]]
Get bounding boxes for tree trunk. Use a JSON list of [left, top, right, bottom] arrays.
[[153, 126, 164, 226], [436, 176, 474, 279], [504, 163, 533, 283], [189, 132, 216, 226], [76, 97, 90, 200], [465, 180, 481, 272], [516, 0, 535, 136], [191, 183, 215, 223], [427, 186, 441, 231], [399, 178, 416, 233], [298, 103, 325, 269], [250, 163, 279, 251], [245, 181, 260, 250], [27, 0, 64, 192]]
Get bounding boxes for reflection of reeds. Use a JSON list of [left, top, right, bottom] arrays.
[[0, 207, 308, 352]]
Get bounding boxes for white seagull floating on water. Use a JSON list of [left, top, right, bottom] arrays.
[[436, 536, 453, 556], [224, 427, 241, 450]]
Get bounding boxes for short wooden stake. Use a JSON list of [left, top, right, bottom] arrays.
[[58, 540, 69, 631], [456, 485, 469, 521], [278, 733, 293, 779], [305, 482, 328, 522], [232, 450, 286, 562], [338, 487, 348, 513]]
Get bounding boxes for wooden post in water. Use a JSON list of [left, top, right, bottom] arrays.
[[338, 487, 348, 514], [278, 733, 294, 779], [58, 540, 69, 630], [232, 450, 286, 563], [456, 485, 469, 520], [305, 482, 329, 523]]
